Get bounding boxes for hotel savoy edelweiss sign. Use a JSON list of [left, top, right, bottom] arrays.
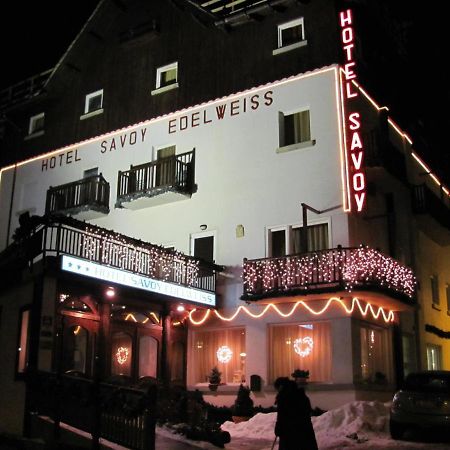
[[62, 255, 216, 307]]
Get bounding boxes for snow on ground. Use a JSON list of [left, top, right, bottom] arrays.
[[157, 401, 450, 449], [219, 400, 450, 450]]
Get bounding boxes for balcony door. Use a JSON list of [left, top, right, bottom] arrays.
[[156, 146, 176, 187]]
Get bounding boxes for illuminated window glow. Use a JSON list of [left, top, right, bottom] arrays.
[[116, 346, 129, 365]]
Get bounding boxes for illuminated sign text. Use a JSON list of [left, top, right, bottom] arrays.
[[61, 255, 216, 307], [340, 9, 366, 212]]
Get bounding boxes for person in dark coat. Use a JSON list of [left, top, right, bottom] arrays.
[[274, 377, 318, 450]]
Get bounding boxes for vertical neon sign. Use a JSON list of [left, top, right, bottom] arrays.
[[340, 9, 366, 213]]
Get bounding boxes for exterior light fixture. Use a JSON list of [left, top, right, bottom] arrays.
[[177, 304, 185, 312], [105, 286, 115, 298]]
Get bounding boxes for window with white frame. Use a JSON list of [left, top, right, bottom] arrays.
[[426, 344, 442, 370], [430, 275, 440, 306], [278, 109, 313, 150], [360, 324, 392, 383], [154, 62, 178, 92], [28, 112, 45, 135], [192, 327, 246, 384], [268, 222, 329, 257], [84, 89, 103, 115], [278, 18, 305, 47], [273, 18, 307, 55]]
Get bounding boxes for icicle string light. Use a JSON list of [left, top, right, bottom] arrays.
[[188, 296, 395, 325], [73, 225, 200, 286], [243, 246, 416, 299]]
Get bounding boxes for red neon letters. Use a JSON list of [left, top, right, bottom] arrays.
[[340, 9, 366, 212]]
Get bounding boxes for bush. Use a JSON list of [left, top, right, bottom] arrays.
[[232, 384, 254, 417]]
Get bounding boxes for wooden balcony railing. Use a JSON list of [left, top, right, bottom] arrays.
[[242, 246, 416, 301], [116, 150, 195, 207], [2, 215, 218, 294], [45, 175, 110, 216]]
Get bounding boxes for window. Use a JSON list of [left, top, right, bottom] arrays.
[[426, 344, 442, 370], [28, 112, 45, 136], [16, 307, 31, 375], [268, 223, 329, 257], [63, 325, 88, 374], [278, 109, 312, 151], [191, 232, 215, 263], [83, 167, 99, 178], [152, 62, 179, 95], [83, 89, 103, 115], [111, 332, 132, 377], [139, 335, 158, 379], [273, 18, 307, 55], [269, 322, 331, 383], [192, 328, 245, 384], [360, 325, 392, 383], [446, 283, 450, 313], [156, 145, 176, 187], [402, 334, 417, 377], [430, 275, 440, 306]]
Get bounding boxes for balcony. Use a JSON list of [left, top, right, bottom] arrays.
[[242, 246, 416, 304], [45, 175, 110, 220], [116, 150, 195, 210], [1, 215, 219, 300], [0, 69, 52, 112], [412, 184, 450, 245], [364, 129, 407, 184]]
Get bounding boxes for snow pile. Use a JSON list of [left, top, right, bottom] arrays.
[[221, 400, 391, 444], [221, 412, 276, 441]]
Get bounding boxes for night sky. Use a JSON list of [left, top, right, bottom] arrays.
[[0, 1, 448, 184]]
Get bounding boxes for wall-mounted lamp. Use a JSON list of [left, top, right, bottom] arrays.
[[105, 286, 115, 298], [200, 224, 207, 231], [177, 304, 185, 312]]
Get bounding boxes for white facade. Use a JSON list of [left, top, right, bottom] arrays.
[[0, 65, 425, 410]]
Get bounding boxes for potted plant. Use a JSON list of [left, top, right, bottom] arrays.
[[231, 384, 254, 423], [208, 366, 221, 391], [291, 369, 310, 386]]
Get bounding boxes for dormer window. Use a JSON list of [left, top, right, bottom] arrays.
[[27, 112, 45, 137], [81, 89, 104, 120], [151, 62, 179, 95], [273, 18, 308, 56]]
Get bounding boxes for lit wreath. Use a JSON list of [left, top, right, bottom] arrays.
[[116, 346, 129, 365], [216, 345, 233, 363], [293, 337, 313, 357]]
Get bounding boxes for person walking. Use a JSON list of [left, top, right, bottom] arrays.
[[274, 377, 318, 450]]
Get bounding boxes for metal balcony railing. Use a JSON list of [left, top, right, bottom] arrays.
[[242, 246, 416, 301]]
